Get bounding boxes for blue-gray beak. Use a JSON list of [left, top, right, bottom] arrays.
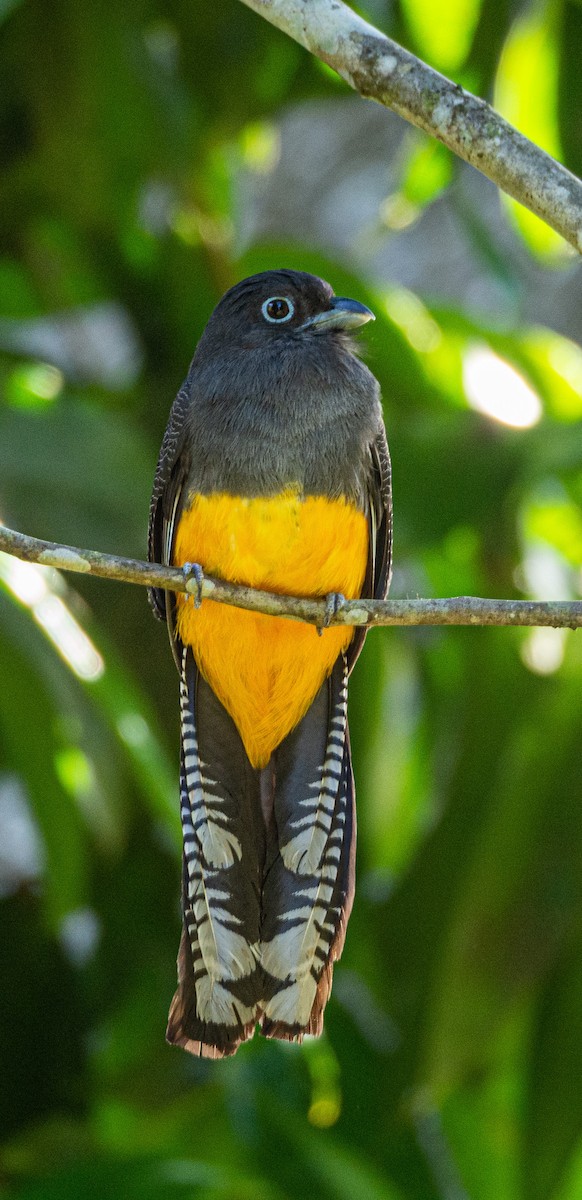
[[301, 296, 375, 334]]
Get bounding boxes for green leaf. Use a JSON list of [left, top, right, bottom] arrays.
[[400, 135, 453, 209], [0, 0, 23, 23], [13, 1154, 258, 1200], [0, 397, 153, 554], [494, 1, 569, 261], [526, 939, 582, 1200], [424, 649, 582, 1096], [400, 0, 483, 71], [558, 1, 582, 178], [0, 594, 89, 923]]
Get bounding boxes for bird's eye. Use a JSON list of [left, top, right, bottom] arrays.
[[261, 296, 294, 323]]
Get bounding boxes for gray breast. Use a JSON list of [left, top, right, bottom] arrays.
[[182, 338, 382, 504]]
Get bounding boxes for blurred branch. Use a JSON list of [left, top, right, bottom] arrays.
[[238, 0, 582, 255], [1, 525, 581, 629]]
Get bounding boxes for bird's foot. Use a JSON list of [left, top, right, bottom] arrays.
[[183, 562, 205, 608], [317, 592, 346, 636]]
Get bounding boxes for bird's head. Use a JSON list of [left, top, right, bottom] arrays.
[[195, 269, 375, 356]]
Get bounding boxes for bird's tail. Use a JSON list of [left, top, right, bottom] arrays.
[[166, 647, 264, 1057], [259, 654, 356, 1040], [168, 651, 355, 1056]]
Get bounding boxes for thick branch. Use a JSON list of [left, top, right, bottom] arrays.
[[1, 525, 581, 630], [238, 0, 582, 255]]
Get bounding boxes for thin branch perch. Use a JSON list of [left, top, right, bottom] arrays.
[[237, 0, 582, 255], [1, 525, 580, 630]]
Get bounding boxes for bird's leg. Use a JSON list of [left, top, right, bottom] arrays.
[[182, 562, 205, 608], [317, 592, 346, 636]]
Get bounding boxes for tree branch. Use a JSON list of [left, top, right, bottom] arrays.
[[1, 525, 581, 630], [238, 0, 582, 255]]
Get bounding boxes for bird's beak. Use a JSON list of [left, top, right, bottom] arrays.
[[300, 296, 375, 334]]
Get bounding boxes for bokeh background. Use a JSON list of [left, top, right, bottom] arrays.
[[1, 1, 582, 1197]]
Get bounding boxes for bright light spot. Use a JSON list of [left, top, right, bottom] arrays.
[[170, 208, 200, 246], [463, 344, 542, 428], [35, 595, 104, 680], [521, 627, 566, 675], [197, 214, 233, 250], [60, 907, 101, 967], [384, 288, 441, 353], [522, 542, 571, 601], [303, 1035, 342, 1129], [0, 555, 104, 681], [380, 193, 420, 231], [522, 330, 582, 420], [240, 121, 281, 174], [55, 746, 95, 795], [171, 208, 233, 250], [0, 774, 45, 896], [400, 0, 481, 72], [0, 554, 49, 604], [526, 498, 582, 568], [548, 338, 582, 395], [8, 363, 64, 407], [27, 364, 63, 399], [307, 1097, 342, 1128], [117, 712, 150, 747]]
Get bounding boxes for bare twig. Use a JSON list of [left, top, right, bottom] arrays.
[[237, 0, 582, 254], [1, 525, 580, 630]]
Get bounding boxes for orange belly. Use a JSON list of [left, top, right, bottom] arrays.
[[173, 489, 368, 768]]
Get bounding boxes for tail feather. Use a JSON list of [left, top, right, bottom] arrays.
[[168, 650, 356, 1056], [167, 648, 264, 1057], [167, 928, 257, 1058], [259, 655, 356, 1040]]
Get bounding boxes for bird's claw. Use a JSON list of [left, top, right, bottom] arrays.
[[183, 562, 205, 608], [317, 592, 346, 636]]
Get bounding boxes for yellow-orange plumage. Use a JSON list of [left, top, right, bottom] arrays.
[[173, 489, 368, 768]]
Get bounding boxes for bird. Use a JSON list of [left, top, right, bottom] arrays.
[[148, 269, 392, 1058]]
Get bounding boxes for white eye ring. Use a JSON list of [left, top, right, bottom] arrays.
[[261, 296, 295, 323]]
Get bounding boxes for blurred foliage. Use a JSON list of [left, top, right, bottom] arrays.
[[0, 1, 582, 1198]]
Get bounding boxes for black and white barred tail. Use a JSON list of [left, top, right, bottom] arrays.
[[167, 650, 355, 1056], [260, 656, 355, 1039]]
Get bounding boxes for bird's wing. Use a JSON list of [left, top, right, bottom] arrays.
[[150, 388, 269, 1056], [347, 424, 393, 671], [148, 381, 191, 668]]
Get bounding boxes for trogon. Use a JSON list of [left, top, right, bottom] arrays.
[[148, 269, 392, 1058]]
